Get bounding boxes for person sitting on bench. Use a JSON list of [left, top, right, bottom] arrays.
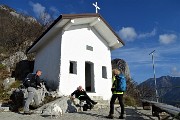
[[71, 86, 98, 109]]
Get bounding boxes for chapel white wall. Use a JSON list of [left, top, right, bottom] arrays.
[[34, 33, 62, 90], [59, 26, 112, 100]]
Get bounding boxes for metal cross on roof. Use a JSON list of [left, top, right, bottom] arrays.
[[93, 2, 100, 13]]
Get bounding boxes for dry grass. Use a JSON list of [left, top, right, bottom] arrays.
[[114, 95, 137, 107], [0, 78, 21, 102]]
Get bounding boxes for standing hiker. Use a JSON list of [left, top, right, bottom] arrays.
[[107, 69, 126, 119], [23, 70, 42, 115]]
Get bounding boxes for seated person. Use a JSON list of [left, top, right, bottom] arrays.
[[71, 86, 97, 109]]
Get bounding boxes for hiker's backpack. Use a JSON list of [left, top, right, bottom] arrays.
[[23, 73, 36, 88], [10, 89, 24, 111], [115, 74, 127, 92]]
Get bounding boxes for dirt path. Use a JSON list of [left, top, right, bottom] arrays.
[[0, 107, 158, 120]]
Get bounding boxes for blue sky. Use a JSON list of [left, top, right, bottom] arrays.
[[1, 0, 180, 83]]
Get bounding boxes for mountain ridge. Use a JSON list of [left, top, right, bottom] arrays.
[[0, 4, 37, 22], [139, 75, 180, 106]]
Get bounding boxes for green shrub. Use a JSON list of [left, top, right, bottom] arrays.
[[0, 64, 10, 81], [114, 95, 137, 107], [0, 92, 10, 102], [0, 80, 21, 102], [0, 64, 5, 69], [0, 86, 10, 102], [9, 80, 21, 89]]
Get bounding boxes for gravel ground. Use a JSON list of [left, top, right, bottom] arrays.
[[0, 107, 159, 120]]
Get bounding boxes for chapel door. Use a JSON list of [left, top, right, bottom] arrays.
[[85, 62, 95, 92]]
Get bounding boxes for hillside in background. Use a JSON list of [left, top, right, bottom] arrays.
[[138, 75, 180, 106], [0, 5, 45, 62], [0, 5, 47, 82]]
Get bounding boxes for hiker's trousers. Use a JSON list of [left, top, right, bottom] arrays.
[[24, 87, 39, 112], [109, 94, 124, 115]]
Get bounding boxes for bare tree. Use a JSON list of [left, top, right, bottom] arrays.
[[37, 10, 54, 28], [137, 84, 155, 100]]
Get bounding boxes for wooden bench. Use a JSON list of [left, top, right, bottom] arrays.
[[141, 99, 180, 119]]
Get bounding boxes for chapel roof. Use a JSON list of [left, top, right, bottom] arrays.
[[27, 13, 125, 53]]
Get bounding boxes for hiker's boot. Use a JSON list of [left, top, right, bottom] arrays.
[[119, 114, 125, 119], [106, 114, 114, 119], [33, 104, 42, 109], [89, 104, 94, 110], [23, 111, 33, 115], [93, 101, 98, 105]]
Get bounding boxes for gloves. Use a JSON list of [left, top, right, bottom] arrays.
[[115, 75, 120, 79], [111, 88, 115, 92]]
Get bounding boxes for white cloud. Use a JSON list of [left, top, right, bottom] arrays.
[[29, 2, 46, 17], [119, 27, 156, 42], [138, 28, 156, 39], [49, 6, 60, 19], [29, 1, 61, 22], [50, 6, 58, 13], [111, 44, 180, 82], [112, 47, 153, 64], [159, 34, 177, 44], [170, 67, 180, 76], [112, 43, 180, 67], [119, 27, 137, 42]]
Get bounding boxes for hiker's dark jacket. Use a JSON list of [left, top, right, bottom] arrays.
[[71, 90, 87, 99], [33, 75, 41, 88], [27, 73, 41, 88]]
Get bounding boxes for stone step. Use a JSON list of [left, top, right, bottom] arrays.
[[92, 103, 109, 110], [0, 103, 9, 112], [0, 106, 9, 111], [89, 96, 104, 100], [74, 98, 110, 111], [88, 96, 110, 110], [91, 99, 110, 110], [95, 100, 109, 104]]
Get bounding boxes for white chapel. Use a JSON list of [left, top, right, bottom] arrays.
[[27, 13, 124, 100]]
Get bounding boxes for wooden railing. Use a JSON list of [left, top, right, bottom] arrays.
[[141, 99, 180, 119]]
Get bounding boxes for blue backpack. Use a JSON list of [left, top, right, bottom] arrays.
[[115, 74, 127, 92]]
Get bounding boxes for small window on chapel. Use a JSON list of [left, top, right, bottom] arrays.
[[86, 45, 93, 51], [102, 66, 107, 78], [69, 61, 77, 74]]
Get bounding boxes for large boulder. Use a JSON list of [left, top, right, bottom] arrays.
[[34, 96, 77, 116], [9, 83, 65, 112], [3, 77, 15, 90]]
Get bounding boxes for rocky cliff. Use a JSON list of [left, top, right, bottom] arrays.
[[111, 58, 131, 79]]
